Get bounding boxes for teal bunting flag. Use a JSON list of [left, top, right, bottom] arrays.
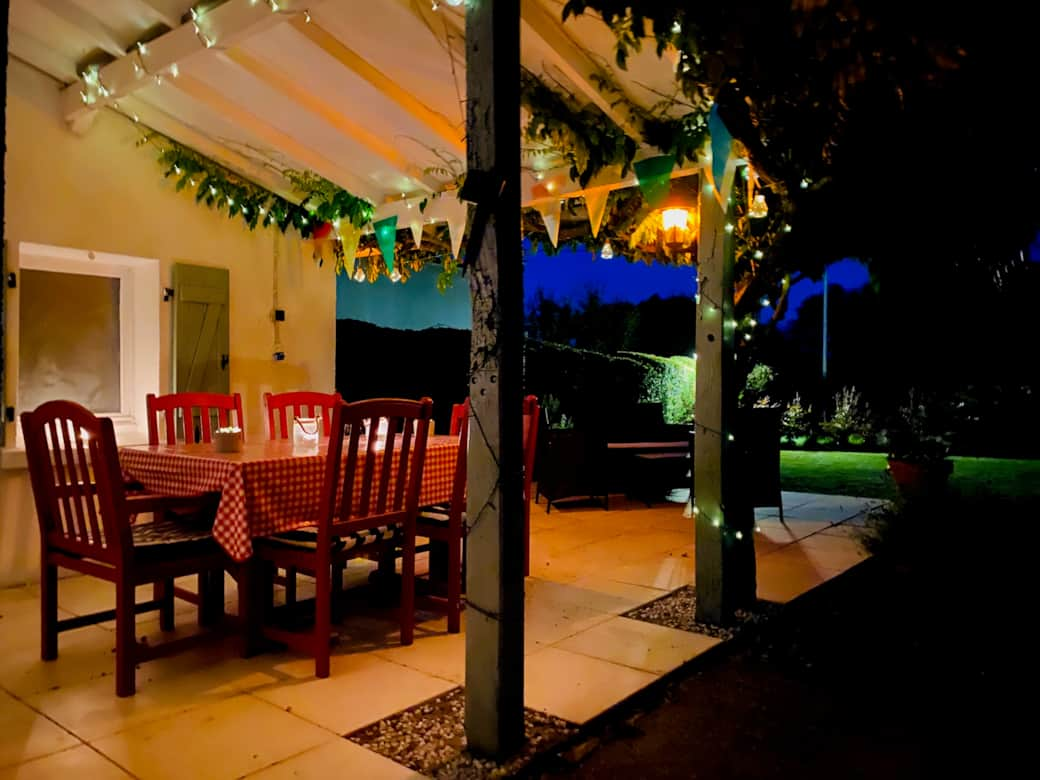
[[708, 104, 733, 200], [373, 215, 398, 272], [634, 154, 675, 209]]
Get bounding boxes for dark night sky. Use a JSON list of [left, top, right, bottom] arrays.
[[524, 244, 871, 328]]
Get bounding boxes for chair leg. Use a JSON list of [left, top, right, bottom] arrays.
[[157, 578, 175, 631], [238, 559, 266, 658], [448, 539, 461, 634], [284, 566, 297, 606], [400, 535, 416, 646], [115, 574, 137, 697], [314, 561, 332, 679], [199, 569, 225, 627], [41, 562, 58, 661]]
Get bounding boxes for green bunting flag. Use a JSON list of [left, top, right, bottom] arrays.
[[634, 154, 675, 209], [373, 215, 398, 272]]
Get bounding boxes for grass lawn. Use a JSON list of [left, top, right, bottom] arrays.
[[780, 450, 1040, 501]]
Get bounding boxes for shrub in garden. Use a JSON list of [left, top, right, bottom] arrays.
[[782, 393, 813, 446], [822, 385, 874, 446]]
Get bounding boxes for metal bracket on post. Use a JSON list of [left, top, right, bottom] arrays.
[[458, 168, 506, 269]]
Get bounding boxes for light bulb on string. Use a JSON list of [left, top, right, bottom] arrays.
[[600, 241, 614, 259], [760, 296, 770, 307], [735, 530, 744, 540], [137, 41, 148, 55], [189, 178, 197, 186], [303, 9, 311, 23], [353, 266, 366, 283], [169, 63, 179, 78], [724, 222, 734, 233], [390, 267, 403, 283], [209, 186, 217, 196], [753, 249, 764, 260]]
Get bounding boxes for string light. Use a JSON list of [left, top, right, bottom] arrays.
[[753, 249, 764, 260], [724, 222, 734, 233], [748, 318, 757, 327], [258, 206, 266, 214], [671, 20, 682, 33], [783, 224, 792, 233], [353, 266, 366, 282], [727, 433, 735, 441], [712, 517, 721, 528], [303, 9, 311, 22], [174, 165, 182, 174], [170, 63, 179, 78], [432, 0, 440, 9], [189, 177, 197, 186], [137, 41, 148, 55], [799, 178, 810, 189], [600, 241, 614, 259], [390, 267, 403, 283], [132, 113, 140, 123], [268, 0, 280, 11], [760, 296, 770, 307], [209, 185, 218, 196], [735, 530, 744, 540]]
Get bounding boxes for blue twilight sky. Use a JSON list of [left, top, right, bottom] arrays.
[[524, 245, 871, 327]]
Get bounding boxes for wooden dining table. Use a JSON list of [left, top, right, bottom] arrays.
[[119, 435, 460, 562]]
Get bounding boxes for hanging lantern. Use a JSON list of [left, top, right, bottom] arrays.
[[748, 193, 769, 219], [600, 240, 614, 259], [353, 264, 366, 283], [390, 267, 403, 283], [628, 174, 700, 262]]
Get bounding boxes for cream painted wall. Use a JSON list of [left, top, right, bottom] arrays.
[[1, 57, 338, 586]]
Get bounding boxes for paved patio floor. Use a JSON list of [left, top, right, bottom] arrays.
[[0, 491, 880, 779]]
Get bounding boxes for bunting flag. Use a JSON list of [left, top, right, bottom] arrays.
[[373, 215, 398, 272], [408, 212, 424, 249], [337, 222, 362, 275], [584, 189, 610, 238], [634, 154, 675, 209], [303, 221, 337, 268], [707, 104, 736, 206], [535, 198, 562, 248], [428, 195, 468, 260]]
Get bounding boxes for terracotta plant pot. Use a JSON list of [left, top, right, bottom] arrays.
[[886, 457, 953, 496]]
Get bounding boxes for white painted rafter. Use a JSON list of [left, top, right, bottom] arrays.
[[58, 0, 310, 125], [218, 47, 441, 193], [167, 73, 382, 203], [34, 0, 128, 59]]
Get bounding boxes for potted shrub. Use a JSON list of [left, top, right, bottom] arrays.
[[885, 391, 954, 496]]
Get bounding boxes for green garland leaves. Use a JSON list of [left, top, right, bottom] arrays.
[[520, 67, 636, 188], [150, 135, 373, 238]]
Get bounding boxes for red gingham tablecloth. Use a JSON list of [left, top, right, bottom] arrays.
[[119, 436, 458, 561]]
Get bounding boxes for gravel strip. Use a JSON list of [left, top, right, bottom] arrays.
[[347, 687, 576, 778], [623, 585, 779, 641]]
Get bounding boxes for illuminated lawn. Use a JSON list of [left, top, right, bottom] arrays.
[[780, 450, 1040, 501]]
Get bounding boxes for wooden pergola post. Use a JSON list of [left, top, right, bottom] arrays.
[[694, 175, 757, 623], [463, 0, 525, 758]]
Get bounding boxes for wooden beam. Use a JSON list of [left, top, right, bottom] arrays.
[[120, 0, 181, 31], [289, 15, 465, 155], [464, 0, 525, 758], [519, 0, 643, 142], [59, 0, 310, 124], [167, 73, 380, 203], [33, 0, 128, 59], [693, 166, 756, 624], [521, 160, 705, 207], [111, 94, 299, 201], [7, 28, 79, 82], [219, 47, 439, 193]]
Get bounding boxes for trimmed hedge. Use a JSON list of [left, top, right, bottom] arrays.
[[524, 340, 695, 427]]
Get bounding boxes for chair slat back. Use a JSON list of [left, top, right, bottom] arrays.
[[264, 391, 344, 440], [21, 401, 128, 562], [449, 398, 470, 517], [147, 392, 244, 445], [522, 394, 540, 505], [449, 402, 468, 436], [322, 398, 433, 542]]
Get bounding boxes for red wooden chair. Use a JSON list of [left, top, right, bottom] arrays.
[[264, 390, 344, 440], [146, 391, 244, 445], [522, 395, 540, 576], [253, 397, 433, 678], [416, 398, 469, 632], [21, 400, 230, 696], [263, 390, 345, 606], [146, 391, 242, 620]]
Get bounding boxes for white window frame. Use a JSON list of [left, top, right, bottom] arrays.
[[7, 242, 159, 459]]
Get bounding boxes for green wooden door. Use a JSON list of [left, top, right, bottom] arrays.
[[172, 264, 229, 394]]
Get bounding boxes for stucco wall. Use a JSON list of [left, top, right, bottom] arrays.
[[0, 57, 338, 586]]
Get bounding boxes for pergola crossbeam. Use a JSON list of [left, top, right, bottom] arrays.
[[57, 0, 310, 125], [519, 0, 643, 142]]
